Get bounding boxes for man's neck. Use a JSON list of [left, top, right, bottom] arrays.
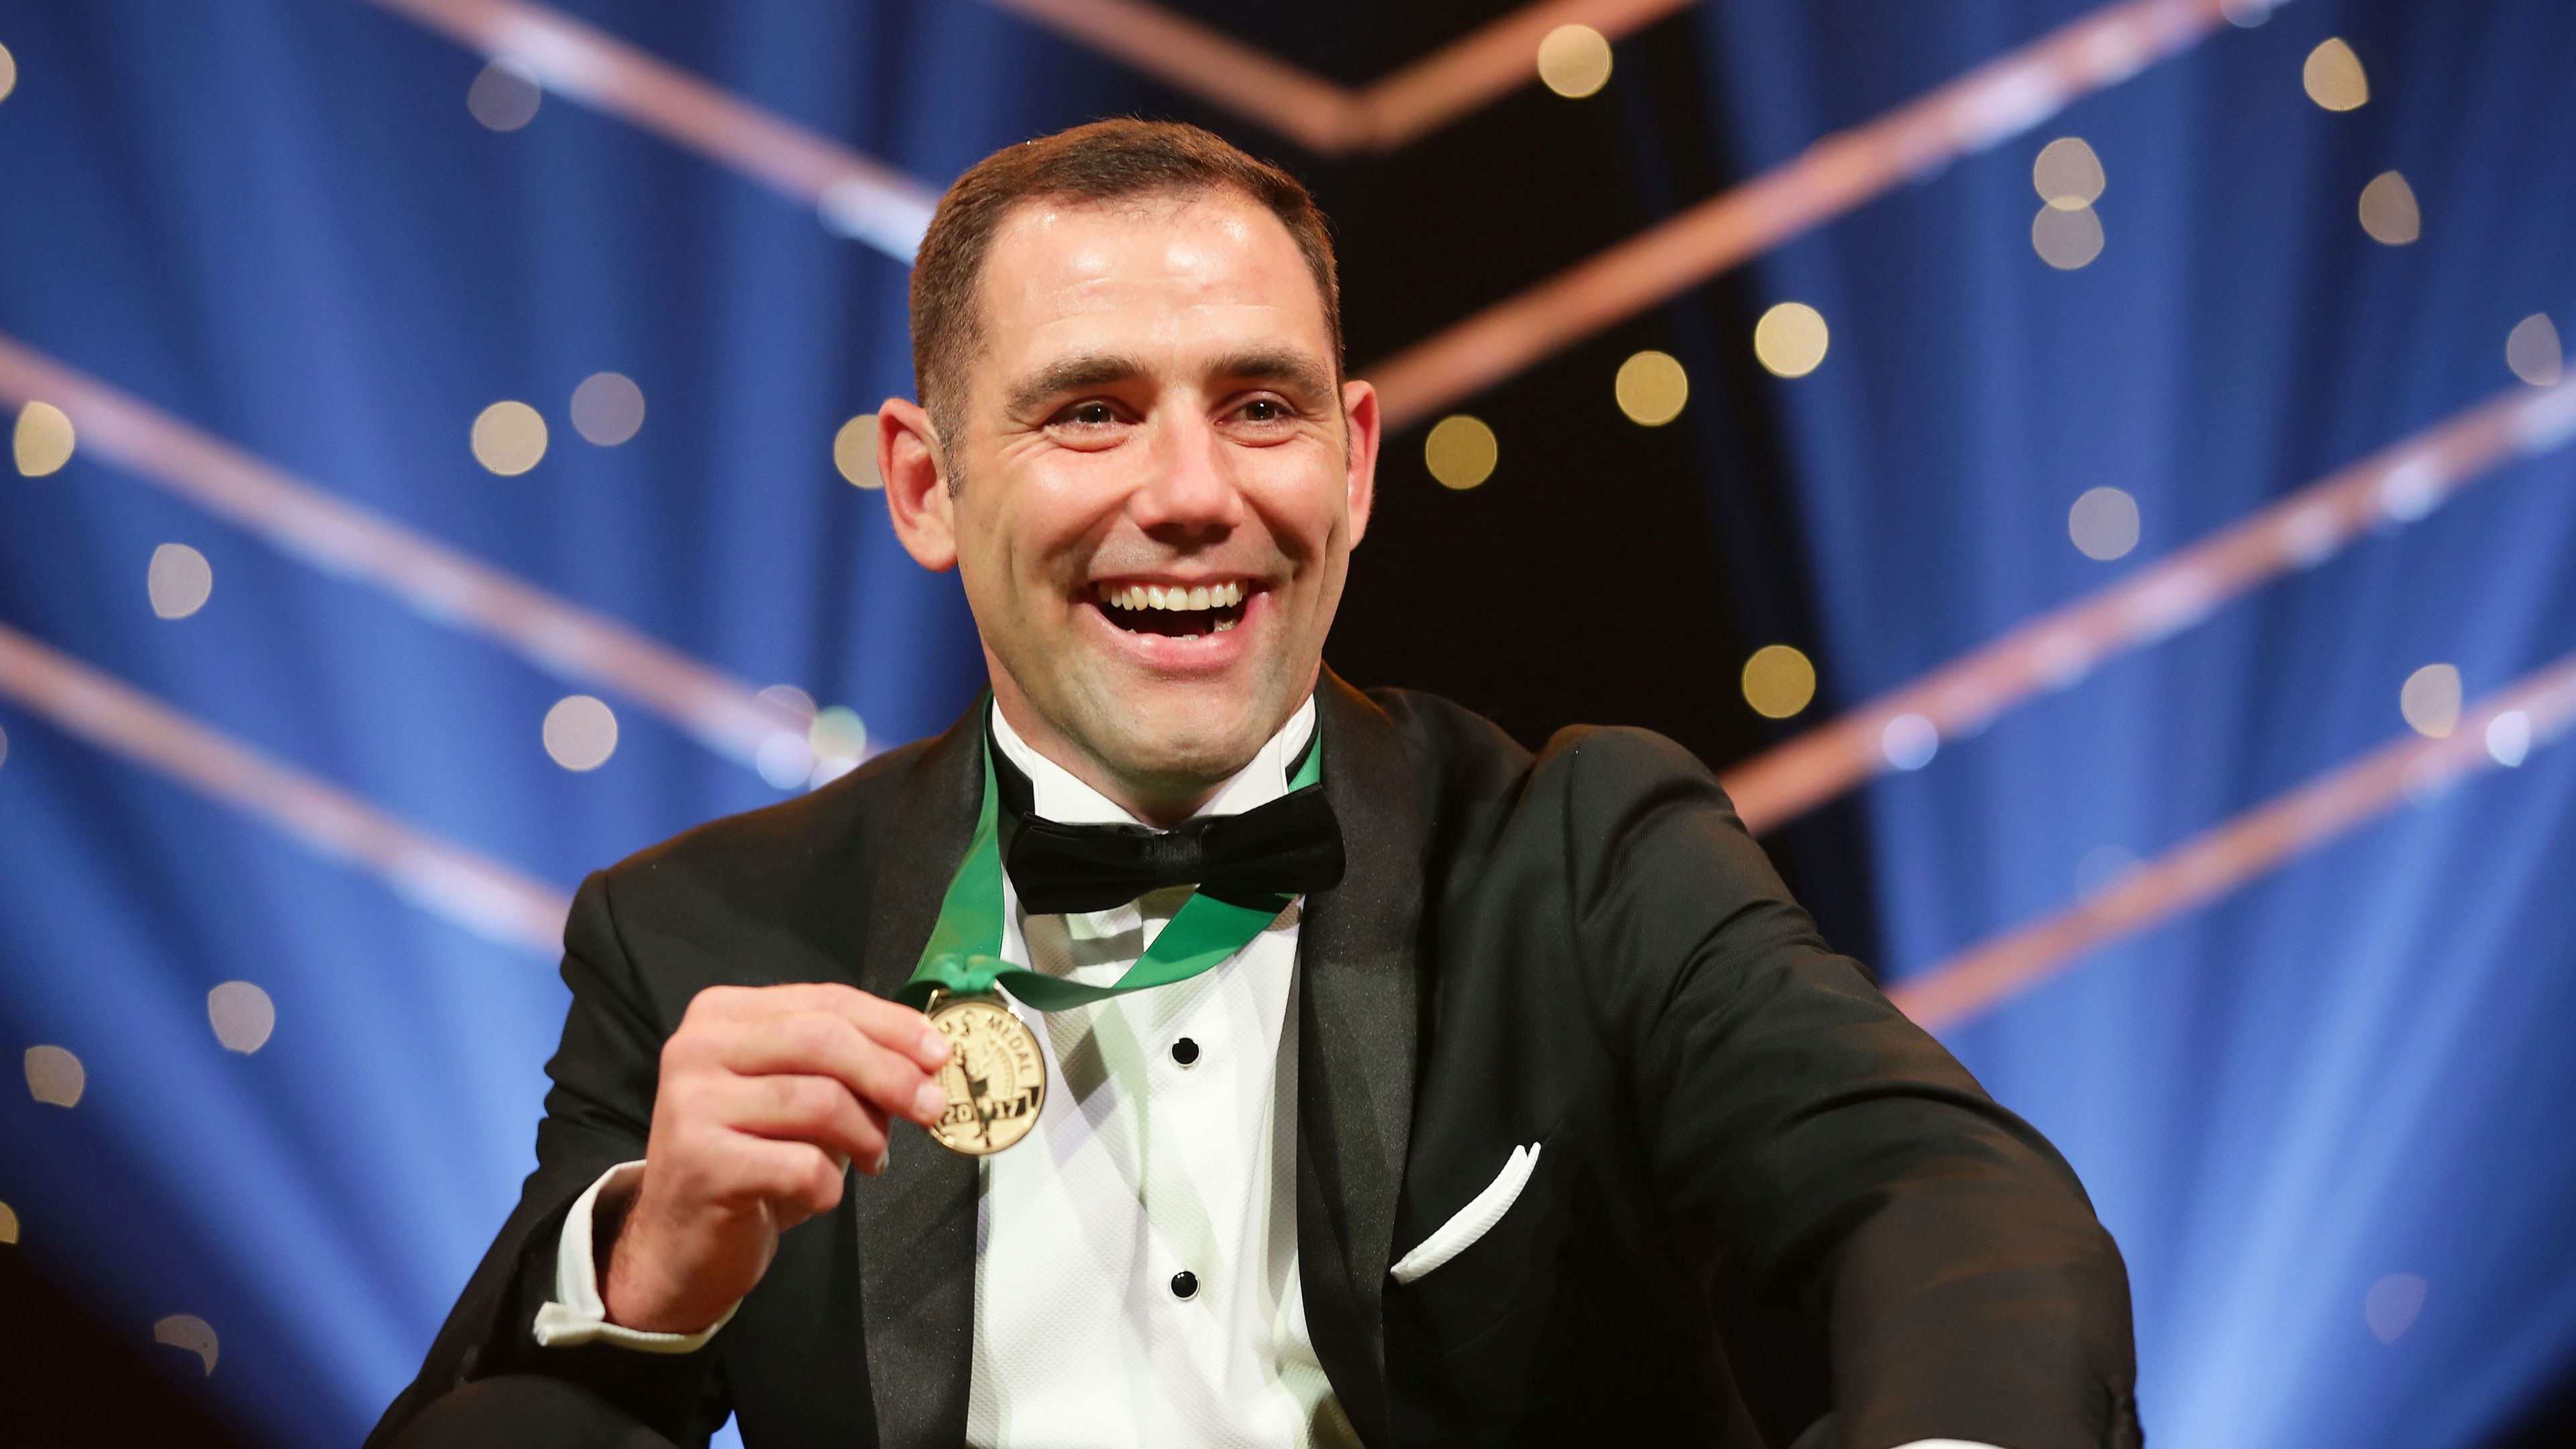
[[985, 692, 1226, 829]]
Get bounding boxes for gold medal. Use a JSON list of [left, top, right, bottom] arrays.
[[922, 990, 1047, 1155]]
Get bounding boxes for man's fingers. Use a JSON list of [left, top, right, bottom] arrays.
[[706, 1073, 891, 1169], [712, 1135, 849, 1224], [688, 1012, 947, 1126], [684, 982, 951, 1071]]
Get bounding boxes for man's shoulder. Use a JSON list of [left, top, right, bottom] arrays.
[[1355, 684, 1723, 816]]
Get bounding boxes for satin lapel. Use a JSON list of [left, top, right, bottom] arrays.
[[853, 700, 985, 1447], [1295, 672, 1425, 1446]]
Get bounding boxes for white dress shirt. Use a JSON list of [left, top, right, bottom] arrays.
[[529, 696, 1994, 1449], [539, 696, 1350, 1448]]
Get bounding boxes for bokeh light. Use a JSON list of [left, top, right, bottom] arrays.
[[1613, 350, 1689, 426], [472, 400, 548, 475], [2302, 38, 2369, 111], [466, 58, 541, 131], [2487, 710, 2532, 767], [0, 42, 17, 105], [835, 413, 881, 488], [1741, 644, 1817, 719], [570, 372, 645, 445], [2506, 314, 2561, 387], [2400, 663, 2461, 738], [2220, 0, 2275, 27], [0, 1200, 17, 1245], [2069, 486, 2141, 560], [0, 722, 9, 771], [2033, 203, 2106, 269], [148, 543, 214, 619], [808, 705, 868, 788], [1424, 415, 1498, 490], [2033, 137, 2105, 210], [1881, 713, 1939, 771], [208, 981, 276, 1055], [2359, 172, 2420, 245], [154, 1314, 219, 1375], [1753, 303, 1829, 378], [1536, 25, 1612, 99], [542, 695, 619, 771], [808, 705, 867, 761], [757, 683, 817, 720], [2365, 1274, 2428, 1344], [24, 1044, 85, 1108], [13, 400, 74, 476]]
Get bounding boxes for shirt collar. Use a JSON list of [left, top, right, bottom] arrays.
[[987, 694, 1319, 828]]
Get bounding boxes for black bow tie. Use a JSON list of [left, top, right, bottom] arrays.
[[992, 739, 1345, 916]]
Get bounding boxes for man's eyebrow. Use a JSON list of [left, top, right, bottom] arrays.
[[1207, 349, 1338, 404], [1002, 347, 1340, 419], [1004, 354, 1148, 419]]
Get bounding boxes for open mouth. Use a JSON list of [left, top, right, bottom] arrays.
[[1093, 580, 1251, 639]]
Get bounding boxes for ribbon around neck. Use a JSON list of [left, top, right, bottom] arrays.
[[896, 714, 1322, 1014]]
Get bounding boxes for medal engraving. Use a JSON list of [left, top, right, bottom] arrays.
[[924, 994, 1046, 1155]]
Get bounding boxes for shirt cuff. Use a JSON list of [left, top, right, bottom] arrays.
[[531, 1161, 739, 1352]]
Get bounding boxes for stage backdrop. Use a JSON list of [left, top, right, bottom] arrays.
[[0, 3, 2570, 1447]]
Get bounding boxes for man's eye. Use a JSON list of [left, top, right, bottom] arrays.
[[1064, 402, 1116, 427], [1240, 399, 1287, 423]]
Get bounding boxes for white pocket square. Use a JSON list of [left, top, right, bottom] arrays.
[[1389, 1142, 1542, 1285]]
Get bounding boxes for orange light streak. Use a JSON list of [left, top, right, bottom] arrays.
[[1894, 652, 2576, 1030], [1367, 0, 2250, 431], [986, 0, 1699, 155], [0, 622, 572, 955], [1721, 374, 2576, 833], [366, 0, 940, 258], [0, 335, 811, 769]]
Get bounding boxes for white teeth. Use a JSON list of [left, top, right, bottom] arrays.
[[1212, 615, 1237, 631], [1099, 580, 1250, 612]]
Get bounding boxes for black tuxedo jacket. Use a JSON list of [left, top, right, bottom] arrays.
[[370, 675, 2141, 1449]]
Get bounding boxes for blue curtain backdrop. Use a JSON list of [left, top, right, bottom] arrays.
[[1697, 2, 2576, 1446], [0, 3, 2569, 1447]]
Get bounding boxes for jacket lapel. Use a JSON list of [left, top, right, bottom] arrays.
[[852, 699, 986, 1447], [1295, 672, 1426, 1446]]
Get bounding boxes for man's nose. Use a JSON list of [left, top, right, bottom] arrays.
[[1129, 412, 1244, 539]]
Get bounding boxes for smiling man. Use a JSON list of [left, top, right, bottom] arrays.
[[372, 121, 2141, 1449]]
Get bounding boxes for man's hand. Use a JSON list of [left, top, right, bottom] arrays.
[[600, 983, 953, 1334]]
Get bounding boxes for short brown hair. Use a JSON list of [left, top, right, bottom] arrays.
[[908, 119, 1342, 447]]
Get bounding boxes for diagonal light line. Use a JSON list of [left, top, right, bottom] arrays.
[[983, 0, 1362, 155], [0, 619, 572, 955], [1366, 0, 2259, 431], [363, 0, 940, 260], [984, 0, 1698, 156], [1720, 372, 2576, 835], [1892, 651, 2576, 1032], [1356, 0, 1701, 151], [0, 334, 811, 770]]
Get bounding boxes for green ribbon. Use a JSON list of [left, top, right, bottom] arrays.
[[896, 714, 1321, 1013]]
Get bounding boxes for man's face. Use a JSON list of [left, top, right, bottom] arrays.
[[892, 191, 1377, 808]]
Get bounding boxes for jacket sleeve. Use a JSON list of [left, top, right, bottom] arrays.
[[364, 869, 733, 1448], [1553, 727, 2141, 1449]]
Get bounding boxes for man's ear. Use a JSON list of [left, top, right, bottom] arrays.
[[1340, 379, 1381, 548], [878, 398, 958, 572]]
